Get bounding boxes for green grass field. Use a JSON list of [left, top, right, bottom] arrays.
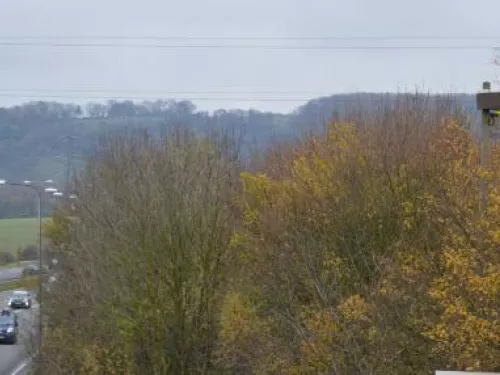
[[0, 217, 51, 255]]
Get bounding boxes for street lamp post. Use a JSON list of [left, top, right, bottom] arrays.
[[0, 179, 58, 356]]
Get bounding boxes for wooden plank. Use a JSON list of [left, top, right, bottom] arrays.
[[477, 92, 500, 110]]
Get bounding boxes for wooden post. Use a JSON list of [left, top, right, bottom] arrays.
[[480, 108, 491, 215], [477, 81, 497, 215]]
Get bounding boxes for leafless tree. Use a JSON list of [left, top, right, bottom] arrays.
[[40, 126, 242, 374]]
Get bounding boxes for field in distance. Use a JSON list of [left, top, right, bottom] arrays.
[[0, 217, 51, 255]]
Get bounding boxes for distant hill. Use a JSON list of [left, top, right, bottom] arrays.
[[0, 93, 479, 217]]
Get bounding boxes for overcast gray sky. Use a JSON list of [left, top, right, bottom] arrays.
[[1, 0, 499, 113]]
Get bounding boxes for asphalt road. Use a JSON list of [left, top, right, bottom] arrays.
[[0, 269, 23, 283], [0, 291, 38, 375], [0, 262, 39, 283]]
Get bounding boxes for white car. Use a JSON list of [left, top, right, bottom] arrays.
[[7, 290, 32, 309]]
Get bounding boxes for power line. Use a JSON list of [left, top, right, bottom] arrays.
[[0, 88, 474, 100], [2, 36, 500, 41], [0, 92, 473, 102], [0, 42, 497, 50], [0, 93, 316, 102], [0, 89, 335, 95]]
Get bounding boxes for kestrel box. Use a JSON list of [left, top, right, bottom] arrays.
[[477, 92, 500, 110]]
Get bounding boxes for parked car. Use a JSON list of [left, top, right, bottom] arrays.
[[7, 290, 32, 309], [0, 309, 18, 344]]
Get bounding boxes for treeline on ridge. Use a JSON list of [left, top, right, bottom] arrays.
[[0, 93, 477, 206]]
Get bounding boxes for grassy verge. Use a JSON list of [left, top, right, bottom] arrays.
[[0, 276, 40, 292], [0, 261, 21, 269]]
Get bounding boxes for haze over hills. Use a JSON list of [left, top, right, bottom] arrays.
[[0, 92, 479, 217]]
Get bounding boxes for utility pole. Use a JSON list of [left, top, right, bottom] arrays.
[[65, 135, 75, 194], [476, 81, 500, 214]]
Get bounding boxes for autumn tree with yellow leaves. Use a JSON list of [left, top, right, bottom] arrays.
[[220, 97, 500, 374]]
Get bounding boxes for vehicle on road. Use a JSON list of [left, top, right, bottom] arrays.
[[0, 309, 18, 344], [22, 264, 40, 276], [7, 290, 32, 309]]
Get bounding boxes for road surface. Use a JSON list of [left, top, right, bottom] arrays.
[[0, 269, 24, 283], [0, 262, 39, 283], [0, 291, 38, 375]]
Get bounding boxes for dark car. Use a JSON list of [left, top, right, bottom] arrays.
[[22, 265, 40, 277], [0, 310, 18, 344], [7, 290, 32, 309]]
